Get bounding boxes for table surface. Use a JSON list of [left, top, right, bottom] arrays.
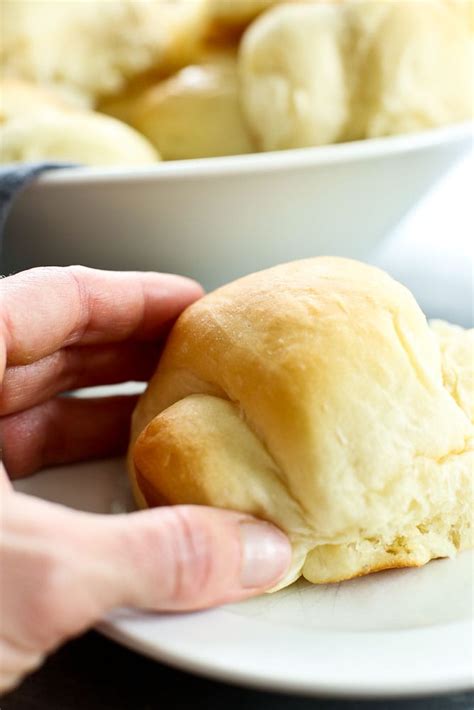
[[2, 631, 474, 710]]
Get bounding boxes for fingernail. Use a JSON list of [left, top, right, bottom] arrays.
[[239, 521, 291, 589]]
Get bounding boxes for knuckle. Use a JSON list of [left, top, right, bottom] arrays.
[[120, 507, 230, 609], [66, 264, 90, 276], [166, 507, 214, 603], [61, 266, 91, 342]]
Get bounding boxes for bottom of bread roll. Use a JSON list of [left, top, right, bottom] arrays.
[[300, 517, 468, 585], [132, 438, 471, 589]]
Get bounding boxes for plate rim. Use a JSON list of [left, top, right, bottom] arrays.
[[98, 608, 474, 700]]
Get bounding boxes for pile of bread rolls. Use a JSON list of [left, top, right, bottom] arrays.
[[1, 0, 472, 165]]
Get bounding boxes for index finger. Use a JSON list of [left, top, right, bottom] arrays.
[[0, 266, 203, 367]]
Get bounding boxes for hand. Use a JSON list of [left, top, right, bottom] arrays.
[[0, 266, 291, 693]]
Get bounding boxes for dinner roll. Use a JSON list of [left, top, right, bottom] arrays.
[[239, 2, 473, 150], [130, 51, 255, 159], [0, 0, 208, 105], [129, 257, 473, 589], [0, 80, 159, 165]]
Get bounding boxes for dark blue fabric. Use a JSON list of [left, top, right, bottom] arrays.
[[0, 163, 76, 241]]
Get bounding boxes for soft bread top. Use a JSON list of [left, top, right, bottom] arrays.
[[0, 79, 159, 166], [0, 0, 208, 105], [129, 258, 473, 589], [239, 1, 473, 150], [126, 50, 255, 160]]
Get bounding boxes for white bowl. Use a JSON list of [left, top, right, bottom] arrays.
[[3, 122, 472, 289]]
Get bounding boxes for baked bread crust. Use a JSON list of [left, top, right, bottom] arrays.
[[129, 257, 473, 588]]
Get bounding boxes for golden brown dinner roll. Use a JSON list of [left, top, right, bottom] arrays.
[[0, 79, 159, 165], [239, 1, 473, 150], [0, 0, 209, 106], [97, 43, 235, 125], [129, 50, 255, 159], [129, 257, 473, 589]]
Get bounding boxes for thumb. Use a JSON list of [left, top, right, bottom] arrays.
[[1, 494, 291, 692], [94, 504, 292, 612]]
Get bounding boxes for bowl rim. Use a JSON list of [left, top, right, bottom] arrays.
[[32, 120, 473, 187]]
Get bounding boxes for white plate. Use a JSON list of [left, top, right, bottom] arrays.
[[15, 456, 474, 700]]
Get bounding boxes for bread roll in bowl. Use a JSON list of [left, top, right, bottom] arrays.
[[0, 80, 159, 166], [239, 2, 473, 150], [129, 258, 473, 589], [0, 0, 209, 105], [130, 52, 255, 160]]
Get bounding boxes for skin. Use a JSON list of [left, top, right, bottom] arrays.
[[0, 266, 291, 693]]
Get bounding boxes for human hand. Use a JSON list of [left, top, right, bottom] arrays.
[[0, 266, 291, 692]]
